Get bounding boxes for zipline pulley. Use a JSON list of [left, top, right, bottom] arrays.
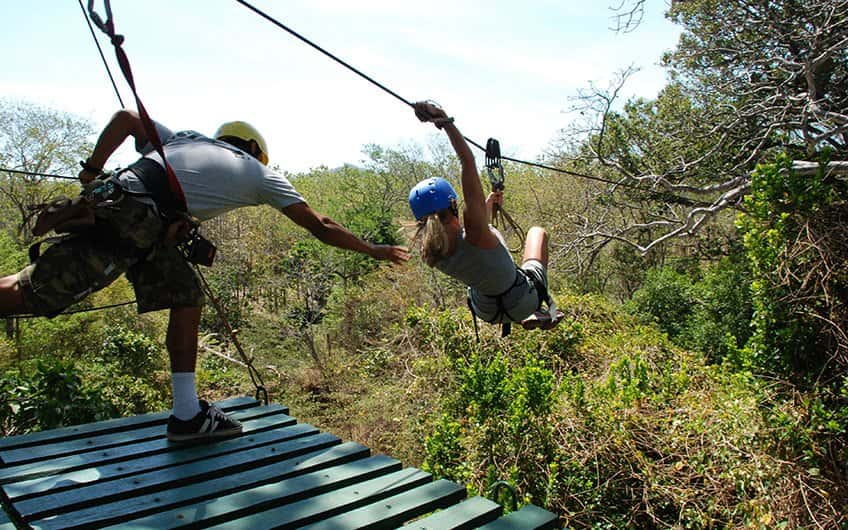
[[484, 138, 525, 253], [485, 138, 505, 191]]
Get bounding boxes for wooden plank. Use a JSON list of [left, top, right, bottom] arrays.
[[402, 496, 502, 529], [5, 421, 316, 500], [79, 454, 399, 530], [0, 407, 294, 486], [194, 468, 434, 530], [30, 442, 375, 530], [0, 397, 262, 453], [297, 479, 466, 530], [1, 402, 284, 465], [475, 505, 559, 530], [0, 504, 18, 530], [18, 430, 341, 521]]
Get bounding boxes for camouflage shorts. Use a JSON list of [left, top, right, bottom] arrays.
[[18, 193, 204, 316]]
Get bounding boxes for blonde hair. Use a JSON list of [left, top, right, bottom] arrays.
[[405, 207, 454, 267]]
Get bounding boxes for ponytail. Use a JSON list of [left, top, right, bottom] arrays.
[[420, 214, 452, 266]]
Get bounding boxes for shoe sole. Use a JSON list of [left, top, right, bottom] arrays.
[[522, 311, 565, 331], [521, 319, 545, 330], [166, 427, 243, 443]]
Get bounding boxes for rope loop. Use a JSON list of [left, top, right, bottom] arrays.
[[86, 0, 114, 35], [488, 480, 519, 512]]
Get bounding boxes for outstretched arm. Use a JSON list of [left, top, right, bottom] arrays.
[[282, 202, 410, 265], [79, 110, 148, 183], [414, 101, 499, 248]]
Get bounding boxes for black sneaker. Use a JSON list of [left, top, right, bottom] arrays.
[[166, 400, 243, 442]]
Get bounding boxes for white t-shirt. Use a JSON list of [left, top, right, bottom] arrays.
[[122, 122, 304, 221]]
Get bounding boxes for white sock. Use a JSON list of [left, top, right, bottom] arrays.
[[171, 372, 202, 420]]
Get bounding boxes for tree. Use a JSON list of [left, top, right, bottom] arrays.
[[0, 100, 94, 245], [555, 0, 848, 260]]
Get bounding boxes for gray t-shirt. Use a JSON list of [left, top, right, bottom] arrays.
[[434, 227, 539, 322], [121, 122, 304, 221]]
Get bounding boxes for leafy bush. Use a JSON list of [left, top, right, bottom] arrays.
[[98, 325, 165, 377], [626, 266, 695, 339], [679, 255, 754, 363], [738, 154, 848, 380], [415, 295, 845, 527], [0, 359, 115, 435]]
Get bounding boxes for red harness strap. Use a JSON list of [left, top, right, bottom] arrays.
[[87, 0, 188, 213]]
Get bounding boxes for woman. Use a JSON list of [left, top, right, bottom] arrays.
[[409, 101, 563, 331]]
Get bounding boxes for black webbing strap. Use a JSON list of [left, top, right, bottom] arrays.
[[467, 268, 525, 340]]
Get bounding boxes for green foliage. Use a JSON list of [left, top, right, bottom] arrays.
[[738, 154, 848, 379], [679, 256, 754, 363], [98, 325, 165, 377], [0, 359, 115, 435], [626, 266, 694, 339], [627, 257, 754, 365]]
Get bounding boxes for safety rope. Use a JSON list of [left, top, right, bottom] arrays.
[[86, 0, 188, 213], [193, 264, 269, 405], [77, 0, 125, 108]]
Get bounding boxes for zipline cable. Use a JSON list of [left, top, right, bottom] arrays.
[[77, 0, 125, 108], [7, 300, 137, 319], [0, 168, 79, 181], [233, 0, 413, 108], [231, 0, 661, 192]]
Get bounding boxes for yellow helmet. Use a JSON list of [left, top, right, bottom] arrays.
[[214, 121, 269, 165]]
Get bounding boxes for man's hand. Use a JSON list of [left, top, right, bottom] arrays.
[[78, 168, 99, 185], [370, 244, 411, 265], [486, 191, 504, 209]]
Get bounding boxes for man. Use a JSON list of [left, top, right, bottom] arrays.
[[0, 109, 410, 442]]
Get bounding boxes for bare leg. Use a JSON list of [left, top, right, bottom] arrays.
[[167, 306, 203, 420], [520, 227, 563, 330], [522, 226, 549, 268], [166, 306, 201, 372], [0, 274, 28, 316]]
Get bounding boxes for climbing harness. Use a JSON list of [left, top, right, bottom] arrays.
[[485, 138, 526, 253], [467, 268, 525, 341]]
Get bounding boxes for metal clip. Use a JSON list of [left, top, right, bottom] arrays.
[[485, 138, 505, 190]]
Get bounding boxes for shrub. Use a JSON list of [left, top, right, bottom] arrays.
[[0, 359, 115, 435], [626, 266, 694, 339], [98, 325, 165, 377]]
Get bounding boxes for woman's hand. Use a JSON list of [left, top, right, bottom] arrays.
[[414, 101, 453, 129], [486, 191, 504, 209]]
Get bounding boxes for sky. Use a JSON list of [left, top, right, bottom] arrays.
[[1, 1, 681, 173]]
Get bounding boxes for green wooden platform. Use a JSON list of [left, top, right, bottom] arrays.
[[0, 397, 559, 529]]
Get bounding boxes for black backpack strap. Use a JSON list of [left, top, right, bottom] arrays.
[[126, 157, 182, 218]]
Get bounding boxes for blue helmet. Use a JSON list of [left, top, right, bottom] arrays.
[[408, 177, 458, 220]]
